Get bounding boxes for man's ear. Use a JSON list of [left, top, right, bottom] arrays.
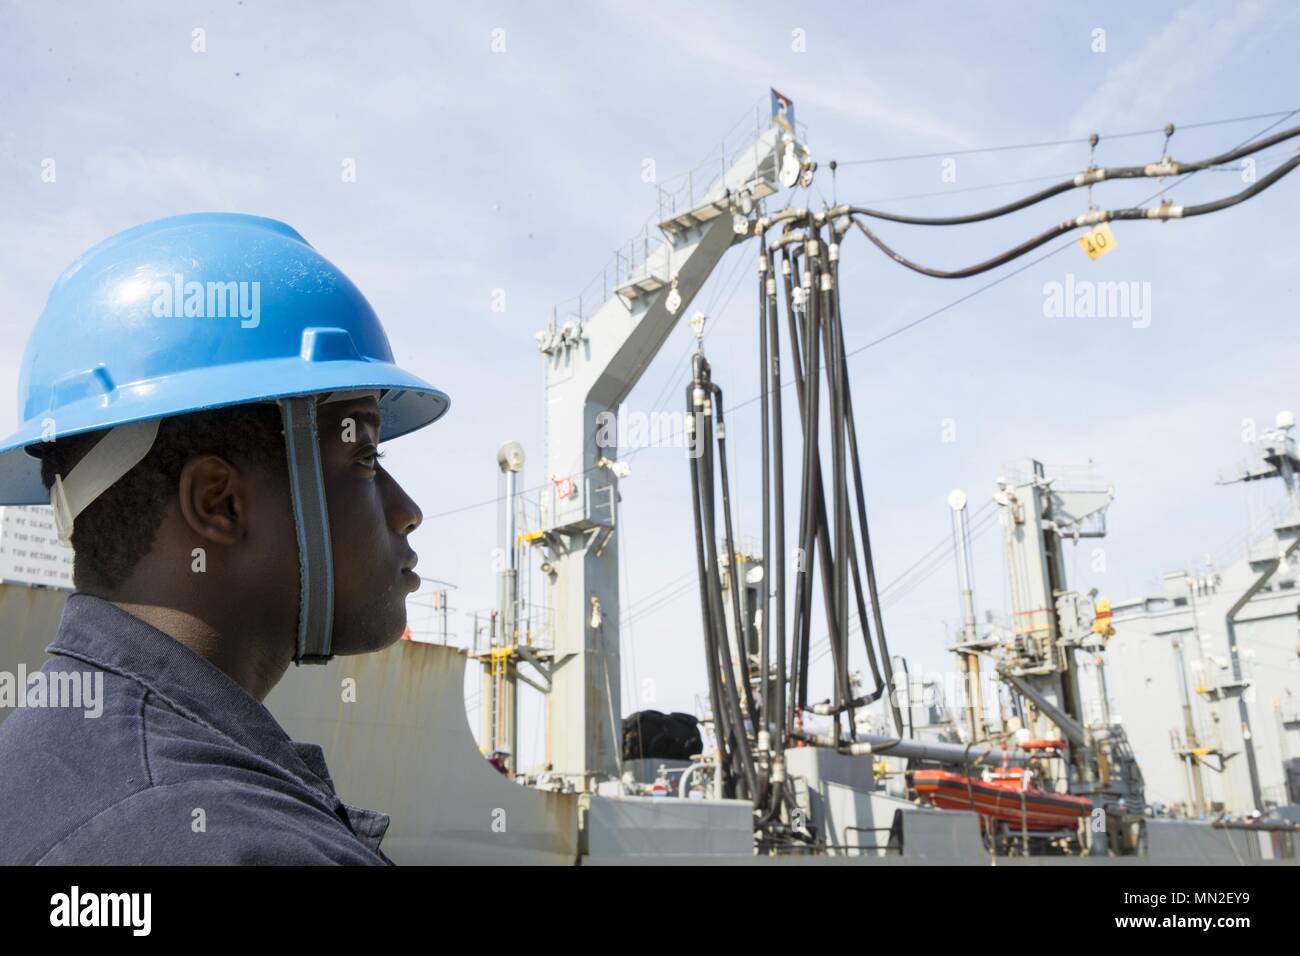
[[177, 455, 244, 546]]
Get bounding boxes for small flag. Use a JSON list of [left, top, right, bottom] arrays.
[[771, 88, 796, 135]]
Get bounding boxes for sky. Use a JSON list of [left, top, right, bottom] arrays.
[[2, 1, 1299, 764]]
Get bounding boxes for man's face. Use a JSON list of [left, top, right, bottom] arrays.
[[218, 395, 422, 660], [314, 396, 423, 654]]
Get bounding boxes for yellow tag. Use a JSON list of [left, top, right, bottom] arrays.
[[1079, 221, 1117, 261]]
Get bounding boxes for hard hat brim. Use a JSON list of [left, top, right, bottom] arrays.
[[0, 357, 449, 506]]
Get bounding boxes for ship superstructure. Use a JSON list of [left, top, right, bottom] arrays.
[[2, 94, 1298, 864]]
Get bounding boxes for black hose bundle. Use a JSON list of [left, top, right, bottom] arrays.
[[676, 115, 1300, 848], [685, 213, 911, 836], [686, 356, 757, 799]]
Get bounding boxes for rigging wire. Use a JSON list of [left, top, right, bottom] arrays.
[[645, 244, 757, 418], [833, 108, 1300, 166], [808, 502, 1002, 666], [848, 148, 1300, 278], [850, 124, 1298, 224], [623, 497, 1001, 636], [839, 119, 1300, 276], [423, 113, 1300, 521]]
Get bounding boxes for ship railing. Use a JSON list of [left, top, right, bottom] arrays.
[[403, 578, 463, 646], [539, 474, 617, 534], [548, 97, 808, 328], [468, 605, 557, 657]]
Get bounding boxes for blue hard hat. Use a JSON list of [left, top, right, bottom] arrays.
[[0, 212, 450, 505]]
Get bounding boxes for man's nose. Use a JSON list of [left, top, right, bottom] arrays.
[[381, 468, 423, 535]]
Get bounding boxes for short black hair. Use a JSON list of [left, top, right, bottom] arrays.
[[37, 404, 286, 592]]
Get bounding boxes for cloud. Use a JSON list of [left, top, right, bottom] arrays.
[[599, 2, 978, 150], [1070, 0, 1270, 135]]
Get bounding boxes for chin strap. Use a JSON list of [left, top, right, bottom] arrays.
[[279, 396, 335, 664]]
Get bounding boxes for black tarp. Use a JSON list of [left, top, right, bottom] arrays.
[[622, 710, 703, 761]]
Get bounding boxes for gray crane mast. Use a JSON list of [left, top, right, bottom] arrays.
[[532, 121, 810, 788]]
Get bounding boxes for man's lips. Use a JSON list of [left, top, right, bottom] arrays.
[[401, 551, 420, 592]]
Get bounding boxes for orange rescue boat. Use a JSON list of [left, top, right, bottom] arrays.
[[912, 769, 1093, 831]]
